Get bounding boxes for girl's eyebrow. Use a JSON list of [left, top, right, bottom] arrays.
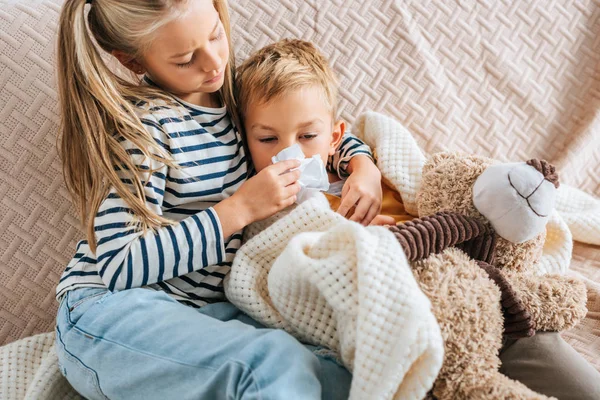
[[169, 17, 221, 59]]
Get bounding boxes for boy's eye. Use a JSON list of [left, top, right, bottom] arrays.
[[258, 137, 277, 143], [301, 133, 318, 140]]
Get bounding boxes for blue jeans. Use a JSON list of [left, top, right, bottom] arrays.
[[55, 287, 351, 400]]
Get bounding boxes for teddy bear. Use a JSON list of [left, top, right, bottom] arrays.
[[386, 153, 588, 399]]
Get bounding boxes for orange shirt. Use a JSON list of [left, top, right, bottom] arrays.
[[324, 177, 415, 224]]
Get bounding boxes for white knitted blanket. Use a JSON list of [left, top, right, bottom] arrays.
[[226, 193, 444, 400], [0, 332, 80, 400], [225, 112, 450, 400]]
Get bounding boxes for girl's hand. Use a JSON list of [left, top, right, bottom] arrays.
[[337, 156, 382, 226], [215, 159, 302, 237], [236, 159, 302, 223]]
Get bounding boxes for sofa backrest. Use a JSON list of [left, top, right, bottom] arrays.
[[1, 0, 599, 345]]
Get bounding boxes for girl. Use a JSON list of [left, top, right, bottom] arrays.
[[54, 0, 381, 398]]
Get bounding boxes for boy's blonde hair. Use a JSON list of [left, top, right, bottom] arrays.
[[57, 0, 238, 251], [236, 39, 339, 122]]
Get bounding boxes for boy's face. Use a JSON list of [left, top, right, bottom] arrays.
[[244, 86, 344, 172]]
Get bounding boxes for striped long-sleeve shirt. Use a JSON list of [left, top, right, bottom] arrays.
[[56, 98, 373, 307]]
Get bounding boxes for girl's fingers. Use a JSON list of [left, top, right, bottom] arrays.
[[284, 182, 302, 197], [283, 195, 297, 208], [280, 169, 302, 186], [271, 159, 302, 175]]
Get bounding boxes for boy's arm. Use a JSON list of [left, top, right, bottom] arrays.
[[327, 133, 383, 225]]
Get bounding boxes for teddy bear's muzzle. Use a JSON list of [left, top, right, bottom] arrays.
[[472, 160, 558, 244]]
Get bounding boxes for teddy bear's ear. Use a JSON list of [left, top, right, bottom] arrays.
[[417, 152, 494, 218]]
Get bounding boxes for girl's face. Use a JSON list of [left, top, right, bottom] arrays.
[[140, 0, 229, 105]]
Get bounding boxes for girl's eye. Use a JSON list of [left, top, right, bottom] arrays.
[[259, 137, 277, 143], [301, 133, 318, 140], [177, 58, 194, 68], [211, 28, 225, 42]]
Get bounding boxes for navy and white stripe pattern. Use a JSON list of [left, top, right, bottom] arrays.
[[328, 134, 374, 178], [57, 98, 373, 307]]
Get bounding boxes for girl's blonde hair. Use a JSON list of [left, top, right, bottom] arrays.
[[57, 0, 238, 252]]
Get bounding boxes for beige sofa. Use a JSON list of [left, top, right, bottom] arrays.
[[1, 0, 599, 397]]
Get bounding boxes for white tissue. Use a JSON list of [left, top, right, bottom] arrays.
[[271, 144, 330, 204]]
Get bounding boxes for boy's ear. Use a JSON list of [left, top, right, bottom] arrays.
[[329, 120, 346, 156], [112, 50, 146, 75]]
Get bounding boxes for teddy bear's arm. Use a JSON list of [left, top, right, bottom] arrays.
[[389, 212, 496, 262], [503, 273, 588, 332]]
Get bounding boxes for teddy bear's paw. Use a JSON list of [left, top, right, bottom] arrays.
[[503, 273, 588, 332]]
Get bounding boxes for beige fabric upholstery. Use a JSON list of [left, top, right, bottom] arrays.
[[0, 0, 598, 371]]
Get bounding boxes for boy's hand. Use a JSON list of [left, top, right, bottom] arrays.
[[370, 215, 396, 226], [337, 156, 382, 225]]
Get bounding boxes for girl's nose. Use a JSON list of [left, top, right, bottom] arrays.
[[199, 48, 222, 73]]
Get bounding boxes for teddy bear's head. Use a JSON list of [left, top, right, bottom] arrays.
[[416, 153, 559, 272]]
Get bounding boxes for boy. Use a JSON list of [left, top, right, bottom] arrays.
[[237, 39, 408, 226], [235, 38, 600, 400]]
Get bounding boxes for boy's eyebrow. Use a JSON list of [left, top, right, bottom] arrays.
[[250, 123, 277, 132], [169, 17, 220, 59], [251, 119, 324, 132], [296, 119, 324, 129]]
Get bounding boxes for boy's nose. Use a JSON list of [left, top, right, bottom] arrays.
[[277, 138, 299, 153]]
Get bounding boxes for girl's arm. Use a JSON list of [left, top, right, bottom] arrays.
[[93, 141, 227, 292], [93, 115, 300, 292]]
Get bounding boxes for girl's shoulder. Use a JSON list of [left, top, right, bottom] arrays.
[[129, 98, 190, 138], [131, 97, 188, 121]]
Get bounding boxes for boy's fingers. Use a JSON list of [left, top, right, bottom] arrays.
[[369, 215, 396, 226], [349, 198, 370, 223], [337, 191, 360, 217], [361, 204, 380, 226]]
